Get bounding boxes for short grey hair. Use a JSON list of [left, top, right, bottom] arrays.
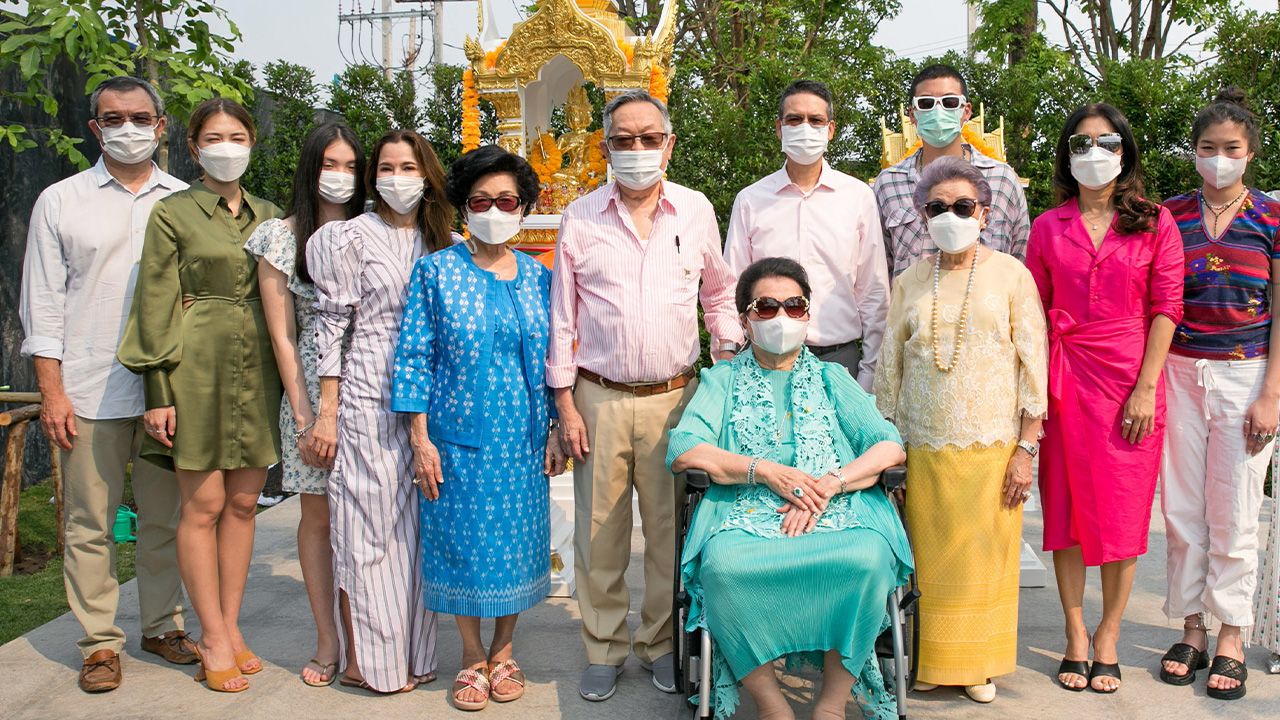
[[912, 155, 992, 212], [89, 76, 165, 118], [602, 90, 672, 138]]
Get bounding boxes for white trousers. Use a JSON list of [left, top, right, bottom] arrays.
[[1161, 354, 1273, 626]]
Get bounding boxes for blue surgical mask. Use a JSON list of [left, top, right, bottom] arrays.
[[915, 106, 965, 148]]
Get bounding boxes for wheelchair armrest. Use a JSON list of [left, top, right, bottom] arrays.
[[879, 465, 906, 492], [683, 469, 712, 491]]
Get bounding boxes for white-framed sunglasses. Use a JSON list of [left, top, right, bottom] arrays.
[[912, 95, 967, 112]]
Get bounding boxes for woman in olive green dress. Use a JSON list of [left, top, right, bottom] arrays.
[[118, 98, 283, 693]]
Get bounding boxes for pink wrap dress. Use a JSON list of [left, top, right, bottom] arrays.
[[1025, 199, 1184, 566]]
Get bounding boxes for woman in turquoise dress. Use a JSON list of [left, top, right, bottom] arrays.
[[668, 257, 913, 720], [391, 146, 565, 711]]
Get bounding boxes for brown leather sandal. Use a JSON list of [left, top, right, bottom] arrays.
[[235, 649, 263, 675]]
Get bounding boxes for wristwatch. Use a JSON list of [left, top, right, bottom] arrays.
[[1016, 439, 1039, 457], [718, 341, 741, 353]]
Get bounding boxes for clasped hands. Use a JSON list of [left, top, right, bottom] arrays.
[[752, 460, 841, 538]]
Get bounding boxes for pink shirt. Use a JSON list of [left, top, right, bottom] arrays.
[[724, 163, 888, 388], [547, 181, 744, 388]]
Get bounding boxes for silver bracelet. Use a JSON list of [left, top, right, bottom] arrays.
[[746, 457, 761, 486], [293, 418, 317, 441], [829, 468, 847, 494]]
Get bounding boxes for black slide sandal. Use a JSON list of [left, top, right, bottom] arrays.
[[1159, 643, 1208, 686], [1205, 656, 1247, 701], [1057, 658, 1089, 692], [1088, 661, 1122, 693]]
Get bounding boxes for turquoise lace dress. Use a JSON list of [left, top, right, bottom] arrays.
[[666, 349, 913, 719]]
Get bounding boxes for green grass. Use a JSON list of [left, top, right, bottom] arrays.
[[0, 480, 136, 646]]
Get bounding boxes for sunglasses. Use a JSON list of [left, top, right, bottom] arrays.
[[747, 296, 810, 320], [1068, 133, 1123, 156], [912, 95, 966, 112], [606, 132, 669, 151], [466, 195, 522, 213], [923, 198, 981, 219]]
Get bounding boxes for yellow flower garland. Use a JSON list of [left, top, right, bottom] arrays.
[[462, 68, 480, 154], [901, 124, 1003, 163], [579, 129, 607, 189], [649, 65, 669, 105], [528, 132, 563, 185]]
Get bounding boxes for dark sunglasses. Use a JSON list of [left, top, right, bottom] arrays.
[[923, 198, 981, 219], [466, 195, 521, 213], [1067, 133, 1123, 156], [606, 132, 669, 151], [747, 296, 810, 320], [912, 95, 966, 111]]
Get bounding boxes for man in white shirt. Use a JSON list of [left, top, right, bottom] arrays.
[[725, 80, 889, 391], [19, 76, 192, 693]]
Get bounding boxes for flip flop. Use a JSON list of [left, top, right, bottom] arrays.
[[1159, 643, 1208, 686], [453, 668, 492, 711], [1056, 658, 1089, 692], [301, 658, 339, 687], [488, 659, 526, 703]]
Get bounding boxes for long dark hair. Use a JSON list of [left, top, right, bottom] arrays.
[[289, 123, 366, 283], [367, 129, 454, 253], [1052, 103, 1158, 235]]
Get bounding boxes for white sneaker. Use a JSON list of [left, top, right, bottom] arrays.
[[912, 681, 938, 692], [964, 682, 996, 703]]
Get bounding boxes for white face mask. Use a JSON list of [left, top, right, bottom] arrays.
[[466, 206, 524, 246], [100, 122, 159, 165], [198, 142, 252, 183], [1195, 154, 1248, 190], [927, 211, 983, 254], [317, 170, 357, 204], [749, 315, 809, 356], [376, 175, 424, 215], [780, 123, 828, 166], [610, 149, 666, 191], [1069, 147, 1123, 190]]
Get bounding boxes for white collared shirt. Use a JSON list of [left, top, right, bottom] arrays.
[[724, 161, 889, 390], [19, 158, 187, 419]]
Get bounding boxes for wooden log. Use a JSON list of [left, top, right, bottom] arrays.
[[0, 404, 41, 427], [51, 447, 64, 555], [0, 392, 41, 404], [0, 420, 30, 577]]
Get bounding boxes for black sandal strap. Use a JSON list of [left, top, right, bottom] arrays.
[[1208, 656, 1247, 682], [1160, 643, 1205, 670], [1089, 662, 1122, 681]]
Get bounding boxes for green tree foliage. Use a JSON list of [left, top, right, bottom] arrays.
[[1202, 9, 1280, 194], [0, 0, 250, 169], [241, 61, 321, 208], [328, 65, 425, 156], [423, 64, 500, 170]]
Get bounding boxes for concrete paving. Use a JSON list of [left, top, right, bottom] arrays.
[[0, 491, 1276, 719]]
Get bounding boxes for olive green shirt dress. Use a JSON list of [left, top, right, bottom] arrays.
[[117, 181, 284, 471]]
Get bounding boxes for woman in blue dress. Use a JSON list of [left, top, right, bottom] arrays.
[[669, 258, 913, 720], [391, 145, 566, 711]]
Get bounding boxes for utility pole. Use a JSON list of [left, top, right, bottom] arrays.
[[382, 0, 394, 79], [966, 1, 979, 57], [433, 0, 445, 64]]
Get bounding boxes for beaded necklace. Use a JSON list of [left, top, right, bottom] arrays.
[[1200, 187, 1248, 238], [930, 248, 979, 372]]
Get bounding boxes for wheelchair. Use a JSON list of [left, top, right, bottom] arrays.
[[672, 466, 919, 719]]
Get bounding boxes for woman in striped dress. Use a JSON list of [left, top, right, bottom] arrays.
[[307, 129, 454, 693]]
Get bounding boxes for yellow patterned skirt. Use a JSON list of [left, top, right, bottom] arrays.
[[905, 443, 1021, 686]]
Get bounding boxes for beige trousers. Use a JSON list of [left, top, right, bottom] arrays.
[[573, 378, 695, 666], [62, 415, 185, 658]]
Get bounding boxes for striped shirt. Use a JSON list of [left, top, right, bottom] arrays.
[[873, 145, 1030, 277], [547, 180, 744, 388], [1165, 188, 1280, 360]]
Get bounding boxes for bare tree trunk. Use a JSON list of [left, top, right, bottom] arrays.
[[1008, 0, 1037, 65], [136, 4, 167, 171]]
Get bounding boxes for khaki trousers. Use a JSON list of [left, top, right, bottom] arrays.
[[62, 415, 184, 658], [573, 378, 695, 665]]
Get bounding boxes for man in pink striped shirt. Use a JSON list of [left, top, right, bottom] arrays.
[[547, 90, 743, 702]]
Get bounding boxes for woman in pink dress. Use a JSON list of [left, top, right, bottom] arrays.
[[1025, 103, 1184, 695]]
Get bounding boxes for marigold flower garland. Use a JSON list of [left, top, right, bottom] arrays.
[[649, 65, 669, 105], [579, 130, 607, 189], [462, 68, 481, 154], [528, 132, 563, 185], [902, 124, 1003, 162]]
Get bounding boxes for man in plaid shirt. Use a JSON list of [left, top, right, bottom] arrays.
[[874, 64, 1030, 277]]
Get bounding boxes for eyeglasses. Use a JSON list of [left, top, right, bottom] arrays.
[[923, 198, 981, 219], [780, 114, 830, 128], [606, 132, 669, 152], [94, 113, 160, 128], [912, 95, 966, 112], [466, 194, 521, 213], [1068, 133, 1123, 156], [747, 296, 810, 320]]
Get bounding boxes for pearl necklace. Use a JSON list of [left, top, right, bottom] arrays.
[[931, 248, 979, 373]]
